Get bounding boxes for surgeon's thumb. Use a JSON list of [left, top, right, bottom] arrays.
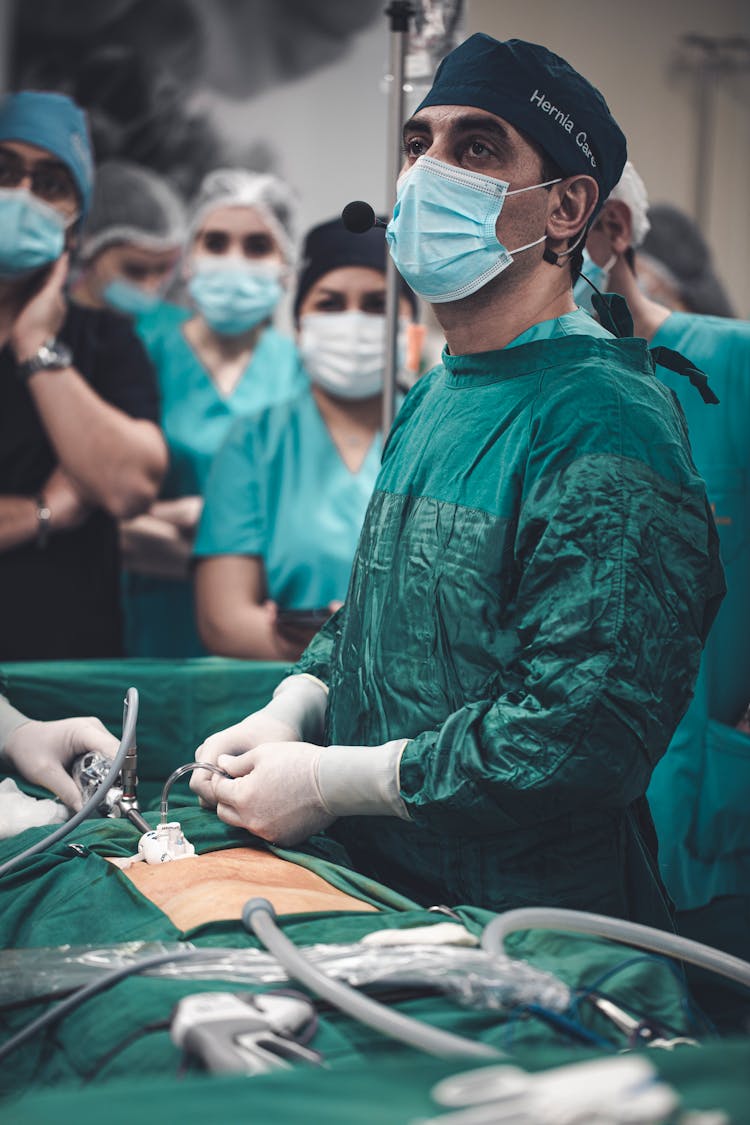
[[217, 752, 250, 778]]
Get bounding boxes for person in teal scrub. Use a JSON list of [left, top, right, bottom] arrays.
[[193, 217, 418, 661], [190, 37, 723, 922], [581, 164, 750, 913], [120, 168, 306, 656]]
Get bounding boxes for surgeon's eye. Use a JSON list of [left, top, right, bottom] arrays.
[[122, 263, 149, 282], [361, 293, 386, 314], [201, 231, 230, 254], [403, 136, 428, 159], [242, 233, 274, 257], [311, 293, 345, 312], [467, 140, 492, 158]]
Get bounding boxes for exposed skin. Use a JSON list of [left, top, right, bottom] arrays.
[[72, 244, 181, 309], [584, 199, 673, 342], [0, 140, 167, 551], [194, 265, 413, 662], [120, 204, 287, 580], [400, 106, 599, 354]]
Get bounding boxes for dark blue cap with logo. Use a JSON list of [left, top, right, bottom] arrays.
[[416, 34, 626, 219], [0, 90, 94, 216]]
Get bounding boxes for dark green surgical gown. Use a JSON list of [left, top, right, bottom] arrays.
[[297, 316, 725, 922]]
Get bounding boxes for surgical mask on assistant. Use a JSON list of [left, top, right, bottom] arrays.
[[0, 188, 68, 279], [188, 257, 283, 335], [103, 278, 164, 316], [573, 247, 617, 315], [386, 156, 560, 303], [299, 310, 406, 399]]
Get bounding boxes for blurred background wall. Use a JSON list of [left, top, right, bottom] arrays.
[[1, 0, 748, 315]]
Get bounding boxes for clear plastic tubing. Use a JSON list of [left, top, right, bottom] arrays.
[[243, 898, 504, 1060], [160, 762, 229, 825], [481, 907, 750, 990]]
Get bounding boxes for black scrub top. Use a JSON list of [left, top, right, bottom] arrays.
[[0, 303, 160, 661]]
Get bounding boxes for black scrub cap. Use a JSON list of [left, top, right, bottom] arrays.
[[294, 217, 418, 320], [416, 34, 627, 220]]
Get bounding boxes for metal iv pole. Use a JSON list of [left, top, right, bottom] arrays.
[[382, 1, 415, 438]]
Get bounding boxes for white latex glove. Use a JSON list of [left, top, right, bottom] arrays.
[[190, 674, 328, 807], [212, 738, 410, 847], [2, 716, 118, 811]]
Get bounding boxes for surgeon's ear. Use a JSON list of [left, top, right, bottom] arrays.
[[546, 174, 598, 245]]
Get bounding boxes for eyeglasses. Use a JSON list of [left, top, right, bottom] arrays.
[[0, 148, 77, 205]]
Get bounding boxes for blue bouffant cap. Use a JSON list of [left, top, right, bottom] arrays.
[[416, 34, 626, 219], [294, 217, 417, 319], [0, 91, 94, 216]]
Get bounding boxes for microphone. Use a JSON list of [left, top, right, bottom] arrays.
[[341, 200, 387, 233]]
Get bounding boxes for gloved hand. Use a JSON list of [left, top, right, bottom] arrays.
[[190, 675, 328, 807], [212, 738, 410, 847], [2, 716, 118, 811]]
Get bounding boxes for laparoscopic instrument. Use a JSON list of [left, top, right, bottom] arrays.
[[0, 689, 230, 876], [0, 687, 142, 879]]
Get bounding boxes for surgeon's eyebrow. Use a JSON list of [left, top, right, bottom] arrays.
[[402, 114, 432, 143]]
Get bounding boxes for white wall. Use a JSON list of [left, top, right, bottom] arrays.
[[468, 0, 750, 316]]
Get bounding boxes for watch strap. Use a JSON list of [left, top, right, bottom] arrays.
[[17, 339, 73, 382], [35, 493, 51, 549]]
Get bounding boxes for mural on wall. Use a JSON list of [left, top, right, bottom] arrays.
[[9, 0, 383, 196]]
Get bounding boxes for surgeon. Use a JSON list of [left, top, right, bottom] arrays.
[[0, 693, 116, 811], [191, 35, 724, 922], [71, 160, 186, 317], [121, 168, 306, 657], [578, 164, 750, 914], [193, 216, 417, 660]]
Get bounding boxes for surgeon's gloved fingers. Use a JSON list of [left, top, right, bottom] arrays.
[[69, 718, 119, 761], [48, 765, 84, 812], [215, 799, 246, 831], [216, 751, 256, 778]]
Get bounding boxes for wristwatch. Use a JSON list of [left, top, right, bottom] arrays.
[[35, 493, 51, 549], [16, 339, 73, 382]]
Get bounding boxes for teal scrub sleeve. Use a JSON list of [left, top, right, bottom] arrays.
[[398, 449, 725, 834], [193, 418, 266, 558]]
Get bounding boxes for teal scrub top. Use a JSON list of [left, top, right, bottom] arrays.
[[646, 312, 750, 910], [296, 313, 724, 920], [194, 385, 383, 609], [123, 303, 306, 657]]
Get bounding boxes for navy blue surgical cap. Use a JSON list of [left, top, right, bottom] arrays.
[[294, 217, 417, 319], [416, 34, 627, 218]]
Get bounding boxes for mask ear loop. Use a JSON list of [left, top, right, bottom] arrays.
[[542, 225, 587, 267]]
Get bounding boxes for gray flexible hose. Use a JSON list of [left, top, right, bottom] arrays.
[[0, 687, 139, 879], [243, 897, 503, 1060], [481, 907, 750, 990]]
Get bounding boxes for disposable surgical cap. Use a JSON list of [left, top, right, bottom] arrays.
[[640, 203, 736, 318], [294, 216, 417, 320], [188, 168, 298, 264], [79, 161, 187, 260], [416, 34, 627, 219], [0, 90, 94, 215], [607, 162, 650, 248]]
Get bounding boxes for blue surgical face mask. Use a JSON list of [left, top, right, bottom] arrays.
[[103, 278, 163, 317], [188, 257, 284, 335], [385, 156, 560, 304], [573, 247, 617, 315], [0, 188, 68, 280]]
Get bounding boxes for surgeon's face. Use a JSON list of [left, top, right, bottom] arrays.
[[86, 244, 180, 300], [400, 105, 554, 267], [298, 266, 412, 320], [191, 206, 285, 268], [0, 140, 80, 223]]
